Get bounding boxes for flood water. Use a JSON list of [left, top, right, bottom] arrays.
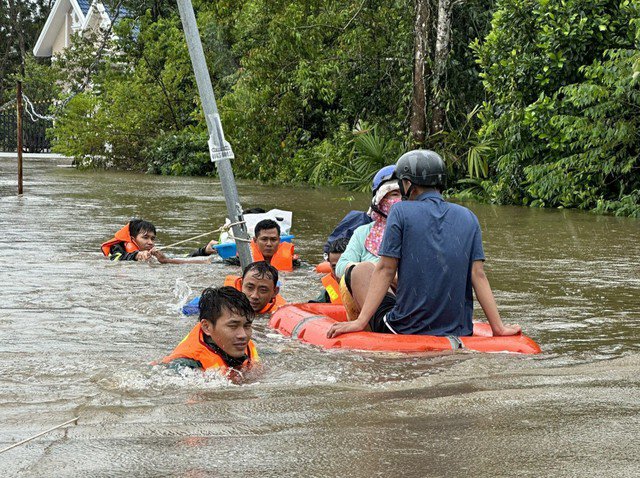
[[1, 157, 639, 477]]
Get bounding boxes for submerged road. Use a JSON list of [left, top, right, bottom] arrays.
[[0, 157, 638, 477]]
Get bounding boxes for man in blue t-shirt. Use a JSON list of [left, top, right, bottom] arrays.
[[327, 150, 521, 338]]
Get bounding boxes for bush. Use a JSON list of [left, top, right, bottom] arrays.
[[144, 127, 214, 176], [473, 0, 640, 216]]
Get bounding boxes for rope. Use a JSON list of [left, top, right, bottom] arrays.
[[158, 220, 246, 250], [226, 233, 252, 243], [0, 417, 79, 454], [22, 94, 55, 122], [0, 95, 54, 121]]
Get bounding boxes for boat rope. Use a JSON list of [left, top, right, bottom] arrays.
[[158, 220, 246, 250], [224, 233, 252, 243], [0, 417, 79, 454]]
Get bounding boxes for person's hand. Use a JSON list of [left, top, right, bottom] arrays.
[[136, 250, 152, 261], [204, 239, 218, 255], [494, 323, 522, 336], [150, 248, 170, 264], [327, 319, 366, 339]]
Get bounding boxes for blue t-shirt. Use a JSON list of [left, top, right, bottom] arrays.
[[379, 191, 485, 336]]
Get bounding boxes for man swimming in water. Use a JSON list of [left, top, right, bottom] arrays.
[[162, 286, 259, 374], [183, 261, 286, 316], [230, 261, 286, 314]]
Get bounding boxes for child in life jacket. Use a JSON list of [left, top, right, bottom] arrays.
[[101, 219, 217, 262], [162, 286, 259, 374], [101, 219, 157, 261]]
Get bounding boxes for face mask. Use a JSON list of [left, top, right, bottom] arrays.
[[379, 195, 401, 216]]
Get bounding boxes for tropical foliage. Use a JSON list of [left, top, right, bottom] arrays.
[[474, 0, 640, 216], [6, 0, 639, 216]]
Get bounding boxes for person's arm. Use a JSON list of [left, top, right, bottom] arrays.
[[327, 256, 398, 338], [151, 248, 211, 264], [165, 357, 203, 371], [188, 240, 218, 257], [471, 260, 521, 336], [335, 225, 369, 278]]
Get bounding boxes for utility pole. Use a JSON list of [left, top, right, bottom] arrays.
[[175, 0, 252, 268], [17, 81, 23, 195]]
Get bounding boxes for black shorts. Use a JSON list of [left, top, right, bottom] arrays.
[[344, 265, 396, 334], [369, 293, 396, 334]]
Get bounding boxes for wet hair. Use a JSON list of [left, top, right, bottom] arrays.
[[129, 219, 156, 237], [242, 261, 278, 288], [328, 237, 349, 254], [244, 207, 266, 214], [199, 286, 255, 325], [254, 219, 280, 237]]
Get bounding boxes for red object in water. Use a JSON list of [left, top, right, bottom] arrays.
[[269, 303, 541, 354], [315, 261, 332, 274]]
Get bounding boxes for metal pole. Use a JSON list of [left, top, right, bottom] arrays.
[[17, 82, 23, 195], [175, 0, 252, 269]]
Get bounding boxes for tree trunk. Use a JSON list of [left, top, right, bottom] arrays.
[[430, 0, 453, 135], [409, 0, 431, 146]]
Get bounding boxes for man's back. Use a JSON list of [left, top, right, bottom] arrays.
[[380, 191, 485, 336]]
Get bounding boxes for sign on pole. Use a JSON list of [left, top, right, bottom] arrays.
[[175, 0, 252, 268]]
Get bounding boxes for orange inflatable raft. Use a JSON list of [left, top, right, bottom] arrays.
[[269, 303, 541, 354]]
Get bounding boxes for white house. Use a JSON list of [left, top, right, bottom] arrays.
[[33, 0, 116, 58]]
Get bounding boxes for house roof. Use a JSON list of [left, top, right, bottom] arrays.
[[33, 0, 119, 57], [76, 0, 91, 16]]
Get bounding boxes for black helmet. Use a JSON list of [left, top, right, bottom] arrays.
[[395, 150, 446, 187]]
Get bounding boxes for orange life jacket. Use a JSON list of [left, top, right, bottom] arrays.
[[161, 323, 259, 372], [224, 275, 243, 290], [250, 240, 294, 272], [321, 274, 342, 304], [101, 223, 139, 257], [224, 275, 287, 314]]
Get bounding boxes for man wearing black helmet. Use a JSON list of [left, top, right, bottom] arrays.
[[327, 150, 521, 339]]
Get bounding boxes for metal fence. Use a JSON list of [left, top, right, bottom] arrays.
[[0, 99, 52, 153]]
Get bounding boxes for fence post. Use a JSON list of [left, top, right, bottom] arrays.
[[17, 82, 23, 195]]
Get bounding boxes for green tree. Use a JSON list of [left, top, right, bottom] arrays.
[[44, 1, 492, 190], [474, 0, 639, 215], [1, 0, 52, 103]]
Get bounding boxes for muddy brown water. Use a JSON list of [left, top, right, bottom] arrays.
[[1, 157, 638, 477]]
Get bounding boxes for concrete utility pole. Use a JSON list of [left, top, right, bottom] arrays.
[[175, 0, 252, 268], [16, 82, 23, 195]]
